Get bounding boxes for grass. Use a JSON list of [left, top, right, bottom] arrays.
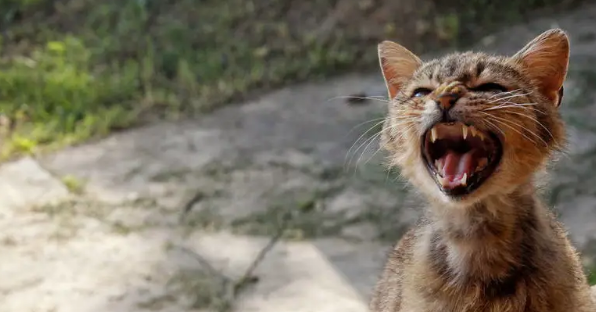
[[0, 0, 588, 159], [583, 239, 596, 285], [588, 270, 596, 285], [60, 174, 86, 194]]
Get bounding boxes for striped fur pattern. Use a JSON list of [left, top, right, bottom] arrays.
[[371, 29, 596, 312]]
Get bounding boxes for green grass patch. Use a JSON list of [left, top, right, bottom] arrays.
[[0, 37, 138, 158], [588, 270, 596, 285], [60, 174, 86, 194], [585, 262, 596, 285]]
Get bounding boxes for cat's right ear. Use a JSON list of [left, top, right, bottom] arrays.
[[511, 29, 570, 107], [378, 41, 422, 100]]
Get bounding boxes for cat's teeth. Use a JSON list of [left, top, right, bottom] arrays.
[[460, 173, 467, 186], [431, 128, 438, 143], [435, 159, 444, 173], [436, 173, 447, 186], [462, 124, 468, 139], [467, 126, 485, 141], [470, 126, 478, 138]]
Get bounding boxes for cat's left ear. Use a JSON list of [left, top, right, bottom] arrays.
[[378, 41, 422, 100], [512, 29, 570, 107]]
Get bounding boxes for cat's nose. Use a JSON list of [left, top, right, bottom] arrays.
[[434, 82, 466, 111], [436, 92, 460, 111]]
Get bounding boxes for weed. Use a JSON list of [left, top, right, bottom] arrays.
[[60, 175, 85, 194], [588, 269, 596, 285], [0, 36, 138, 158]]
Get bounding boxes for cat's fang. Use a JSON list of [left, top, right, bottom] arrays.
[[435, 159, 444, 173], [431, 128, 438, 143], [436, 173, 448, 186], [462, 124, 468, 139], [469, 126, 478, 138], [461, 173, 467, 186], [469, 126, 485, 141]]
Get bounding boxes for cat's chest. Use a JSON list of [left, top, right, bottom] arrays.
[[400, 276, 572, 312], [401, 294, 529, 312]]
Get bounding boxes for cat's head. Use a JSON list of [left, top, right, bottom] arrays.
[[379, 29, 569, 206]]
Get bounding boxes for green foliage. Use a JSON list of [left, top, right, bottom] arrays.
[[0, 0, 365, 158], [436, 0, 586, 44], [0, 0, 585, 159], [586, 264, 596, 285], [0, 36, 138, 158], [60, 174, 86, 194]]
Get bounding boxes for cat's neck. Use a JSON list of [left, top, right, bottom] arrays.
[[427, 182, 550, 283]]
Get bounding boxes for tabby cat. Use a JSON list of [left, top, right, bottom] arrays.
[[370, 29, 596, 312]]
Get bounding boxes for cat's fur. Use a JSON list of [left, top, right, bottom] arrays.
[[370, 29, 596, 311]]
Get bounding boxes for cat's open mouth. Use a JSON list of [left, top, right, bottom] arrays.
[[422, 121, 502, 197]]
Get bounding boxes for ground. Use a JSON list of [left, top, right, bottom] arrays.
[[1, 4, 596, 311]]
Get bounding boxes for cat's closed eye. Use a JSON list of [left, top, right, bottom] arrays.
[[412, 88, 432, 98], [470, 83, 507, 93]]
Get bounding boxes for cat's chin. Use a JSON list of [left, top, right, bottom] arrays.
[[421, 121, 503, 199]]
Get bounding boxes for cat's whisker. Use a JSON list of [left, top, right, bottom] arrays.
[[489, 90, 530, 101], [344, 117, 387, 137], [357, 131, 385, 167], [344, 116, 414, 169], [345, 119, 389, 169], [505, 110, 555, 141], [488, 90, 515, 100], [346, 118, 417, 172], [356, 122, 418, 168], [351, 123, 413, 174], [489, 105, 536, 118], [490, 99, 537, 106], [487, 90, 527, 102], [493, 101, 538, 107], [339, 95, 423, 170], [484, 102, 539, 111], [482, 112, 548, 147], [347, 133, 380, 173], [388, 124, 417, 144], [391, 116, 421, 123], [487, 103, 548, 116], [326, 95, 390, 104], [481, 118, 506, 137], [384, 117, 418, 132], [484, 116, 540, 147], [364, 146, 385, 166]]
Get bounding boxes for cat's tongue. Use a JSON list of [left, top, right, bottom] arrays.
[[438, 150, 478, 189]]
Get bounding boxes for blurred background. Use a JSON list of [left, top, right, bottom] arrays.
[[0, 0, 595, 311]]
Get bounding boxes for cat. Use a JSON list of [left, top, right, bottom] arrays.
[[369, 29, 596, 312]]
